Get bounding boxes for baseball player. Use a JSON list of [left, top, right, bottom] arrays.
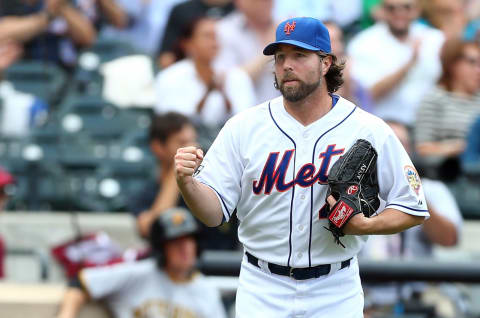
[[56, 207, 227, 318], [175, 17, 429, 317]]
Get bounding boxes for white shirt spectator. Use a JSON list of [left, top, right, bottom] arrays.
[[154, 59, 255, 127], [347, 22, 444, 126], [362, 178, 463, 259], [274, 0, 362, 28], [360, 177, 463, 306], [403, 178, 463, 257], [80, 259, 227, 318], [214, 12, 280, 105]]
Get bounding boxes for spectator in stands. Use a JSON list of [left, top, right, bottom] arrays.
[[389, 121, 462, 252], [361, 121, 463, 316], [158, 0, 234, 68], [273, 0, 363, 32], [128, 113, 197, 238], [0, 0, 96, 69], [414, 38, 480, 179], [360, 0, 385, 29], [154, 16, 255, 130], [214, 0, 279, 104], [421, 0, 480, 41], [74, 0, 129, 31], [462, 116, 480, 174], [129, 112, 239, 251], [56, 207, 227, 318], [324, 20, 374, 112], [0, 167, 15, 279], [99, 0, 185, 56], [347, 0, 445, 126]]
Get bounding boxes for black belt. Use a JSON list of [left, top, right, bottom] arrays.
[[245, 251, 351, 280]]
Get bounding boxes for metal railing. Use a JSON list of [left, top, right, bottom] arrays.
[[198, 251, 480, 283], [7, 247, 50, 281]]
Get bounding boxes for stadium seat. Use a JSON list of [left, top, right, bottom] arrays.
[[447, 177, 480, 220], [4, 60, 67, 106], [27, 121, 62, 161], [119, 128, 153, 163], [82, 38, 137, 64], [93, 159, 155, 212], [58, 95, 147, 141]]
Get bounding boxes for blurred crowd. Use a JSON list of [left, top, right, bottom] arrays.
[[0, 0, 480, 317]]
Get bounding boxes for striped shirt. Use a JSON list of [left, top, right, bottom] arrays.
[[414, 86, 480, 143]]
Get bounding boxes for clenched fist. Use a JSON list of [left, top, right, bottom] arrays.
[[174, 146, 204, 186]]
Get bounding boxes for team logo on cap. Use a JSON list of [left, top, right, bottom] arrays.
[[284, 21, 296, 35], [404, 165, 421, 196]]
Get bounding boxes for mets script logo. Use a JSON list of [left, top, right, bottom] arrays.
[[284, 21, 296, 35], [252, 145, 344, 195], [347, 185, 359, 195]]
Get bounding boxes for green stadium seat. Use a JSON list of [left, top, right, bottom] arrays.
[[4, 61, 67, 106], [82, 38, 137, 64], [93, 159, 155, 212], [58, 96, 147, 141], [446, 177, 480, 220]]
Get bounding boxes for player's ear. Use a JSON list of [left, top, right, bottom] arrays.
[[321, 55, 333, 76]]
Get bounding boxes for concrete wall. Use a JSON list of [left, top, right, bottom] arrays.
[[0, 283, 111, 318], [0, 212, 146, 283]]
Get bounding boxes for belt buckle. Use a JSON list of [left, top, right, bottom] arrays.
[[289, 267, 295, 278]]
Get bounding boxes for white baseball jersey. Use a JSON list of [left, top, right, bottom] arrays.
[[195, 95, 429, 267], [79, 259, 227, 318]]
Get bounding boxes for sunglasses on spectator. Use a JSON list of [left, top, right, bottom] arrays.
[[383, 3, 414, 13]]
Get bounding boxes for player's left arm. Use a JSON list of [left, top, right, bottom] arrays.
[[341, 206, 425, 235], [339, 125, 429, 236]]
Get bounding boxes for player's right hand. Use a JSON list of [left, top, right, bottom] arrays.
[[174, 146, 204, 185]]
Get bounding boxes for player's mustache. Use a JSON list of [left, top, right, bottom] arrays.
[[282, 72, 300, 83]]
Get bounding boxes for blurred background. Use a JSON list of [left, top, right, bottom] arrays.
[[0, 0, 480, 317]]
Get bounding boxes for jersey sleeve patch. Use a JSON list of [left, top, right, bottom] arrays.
[[404, 165, 422, 197]]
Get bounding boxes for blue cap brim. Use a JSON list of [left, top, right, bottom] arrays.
[[263, 40, 321, 56]]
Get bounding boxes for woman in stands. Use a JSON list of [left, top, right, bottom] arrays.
[[414, 37, 480, 179], [153, 16, 255, 137]]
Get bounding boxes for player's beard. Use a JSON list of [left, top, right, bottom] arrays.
[[275, 73, 321, 103]]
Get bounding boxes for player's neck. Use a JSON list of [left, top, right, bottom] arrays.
[[283, 87, 333, 126]]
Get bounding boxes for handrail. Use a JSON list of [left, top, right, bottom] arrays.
[[198, 251, 480, 283], [7, 247, 50, 281]]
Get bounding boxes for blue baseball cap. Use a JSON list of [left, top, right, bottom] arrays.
[[263, 17, 331, 56]]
